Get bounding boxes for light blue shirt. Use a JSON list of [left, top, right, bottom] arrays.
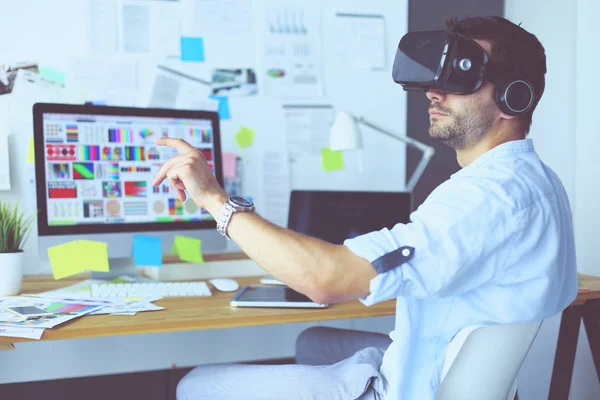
[[344, 139, 578, 400]]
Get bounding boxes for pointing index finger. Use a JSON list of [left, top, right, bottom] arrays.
[[155, 137, 195, 153]]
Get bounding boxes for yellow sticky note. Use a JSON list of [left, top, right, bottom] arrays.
[[78, 240, 109, 272], [234, 127, 255, 149], [321, 147, 344, 171], [27, 137, 34, 165], [173, 235, 204, 264], [48, 241, 84, 280]]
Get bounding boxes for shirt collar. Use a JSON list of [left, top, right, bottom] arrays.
[[458, 138, 534, 172]]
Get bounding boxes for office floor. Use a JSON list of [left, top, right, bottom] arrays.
[[0, 358, 294, 400]]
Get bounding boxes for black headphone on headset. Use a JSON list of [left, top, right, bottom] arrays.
[[481, 56, 536, 117], [451, 23, 537, 117]]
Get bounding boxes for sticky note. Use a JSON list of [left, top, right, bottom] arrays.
[[78, 240, 110, 272], [321, 147, 344, 171], [181, 37, 205, 62], [173, 235, 204, 264], [48, 241, 84, 280], [39, 65, 66, 85], [209, 95, 230, 120], [234, 127, 255, 149], [222, 152, 237, 178], [48, 240, 110, 279], [26, 137, 34, 165], [132, 235, 162, 267]]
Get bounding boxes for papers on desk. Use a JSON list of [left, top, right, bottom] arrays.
[[0, 277, 166, 339], [0, 296, 105, 330]]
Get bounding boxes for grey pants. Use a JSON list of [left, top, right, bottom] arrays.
[[177, 327, 392, 400]]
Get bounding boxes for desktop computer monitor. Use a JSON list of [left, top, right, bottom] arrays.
[[287, 190, 413, 244], [33, 103, 227, 272]]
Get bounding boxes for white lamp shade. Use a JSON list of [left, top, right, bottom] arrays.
[[329, 111, 363, 151]]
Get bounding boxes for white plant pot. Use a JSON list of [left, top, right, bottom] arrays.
[[0, 252, 24, 296]]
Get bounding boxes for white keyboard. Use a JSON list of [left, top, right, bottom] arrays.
[[90, 281, 213, 298]]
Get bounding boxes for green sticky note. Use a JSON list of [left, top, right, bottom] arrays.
[[48, 241, 84, 280], [234, 127, 255, 149], [321, 147, 344, 171], [173, 235, 205, 264], [39, 65, 66, 85], [27, 137, 34, 165], [78, 240, 109, 272]]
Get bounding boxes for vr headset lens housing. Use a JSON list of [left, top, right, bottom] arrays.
[[392, 30, 489, 95]]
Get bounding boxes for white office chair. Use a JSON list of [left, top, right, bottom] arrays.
[[436, 321, 543, 400]]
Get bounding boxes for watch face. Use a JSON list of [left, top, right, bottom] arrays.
[[230, 196, 253, 207]]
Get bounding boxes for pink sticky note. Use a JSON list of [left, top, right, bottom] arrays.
[[222, 152, 237, 179]]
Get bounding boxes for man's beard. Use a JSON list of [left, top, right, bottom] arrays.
[[428, 104, 495, 149]]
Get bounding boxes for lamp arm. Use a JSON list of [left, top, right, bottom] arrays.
[[356, 116, 435, 192]]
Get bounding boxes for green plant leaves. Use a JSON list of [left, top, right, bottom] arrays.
[[0, 199, 34, 253]]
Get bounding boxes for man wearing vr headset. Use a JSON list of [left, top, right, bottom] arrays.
[[158, 16, 577, 400]]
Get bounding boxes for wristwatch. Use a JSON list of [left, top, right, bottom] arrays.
[[216, 196, 255, 240]]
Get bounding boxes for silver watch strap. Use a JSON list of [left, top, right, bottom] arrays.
[[217, 202, 235, 240]]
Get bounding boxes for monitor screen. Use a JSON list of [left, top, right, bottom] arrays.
[[287, 190, 412, 245], [34, 103, 223, 236]]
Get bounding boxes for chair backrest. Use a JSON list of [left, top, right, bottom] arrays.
[[436, 321, 543, 400]]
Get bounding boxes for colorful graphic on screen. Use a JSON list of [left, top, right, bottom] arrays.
[[102, 181, 122, 198], [66, 124, 79, 143], [101, 146, 124, 161], [108, 128, 134, 143], [124, 201, 148, 216], [139, 129, 154, 140], [42, 111, 217, 227], [125, 146, 145, 161], [124, 181, 147, 197], [168, 198, 184, 216], [48, 182, 77, 199], [79, 145, 101, 161], [72, 162, 95, 179], [83, 200, 104, 218], [46, 144, 77, 161], [190, 128, 211, 143], [49, 163, 71, 180]]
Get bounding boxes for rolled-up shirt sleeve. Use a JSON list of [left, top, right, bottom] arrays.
[[344, 177, 521, 306]]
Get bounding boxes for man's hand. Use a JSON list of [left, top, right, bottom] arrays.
[[152, 137, 228, 213]]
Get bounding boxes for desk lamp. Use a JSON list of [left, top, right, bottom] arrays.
[[329, 112, 435, 192]]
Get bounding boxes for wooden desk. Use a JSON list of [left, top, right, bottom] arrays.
[[549, 275, 600, 400], [0, 275, 396, 348]]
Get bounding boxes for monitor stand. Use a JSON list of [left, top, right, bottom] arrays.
[[90, 257, 140, 280]]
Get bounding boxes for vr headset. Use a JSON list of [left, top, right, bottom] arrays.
[[392, 29, 535, 116]]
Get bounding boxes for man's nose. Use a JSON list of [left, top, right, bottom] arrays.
[[425, 89, 447, 103]]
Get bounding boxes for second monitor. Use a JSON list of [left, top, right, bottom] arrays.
[[287, 190, 413, 245]]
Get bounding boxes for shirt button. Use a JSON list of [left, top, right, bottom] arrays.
[[402, 248, 411, 257]]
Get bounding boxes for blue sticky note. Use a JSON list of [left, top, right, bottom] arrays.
[[181, 37, 205, 62], [132, 235, 162, 267], [209, 95, 230, 120]]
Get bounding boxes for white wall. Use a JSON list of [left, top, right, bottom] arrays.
[[0, 0, 404, 383], [505, 0, 600, 399], [0, 0, 408, 276]]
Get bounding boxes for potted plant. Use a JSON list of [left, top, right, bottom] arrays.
[[0, 199, 34, 296]]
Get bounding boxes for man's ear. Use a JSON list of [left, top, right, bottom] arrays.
[[499, 111, 518, 120]]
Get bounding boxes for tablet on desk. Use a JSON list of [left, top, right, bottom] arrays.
[[230, 285, 328, 308]]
